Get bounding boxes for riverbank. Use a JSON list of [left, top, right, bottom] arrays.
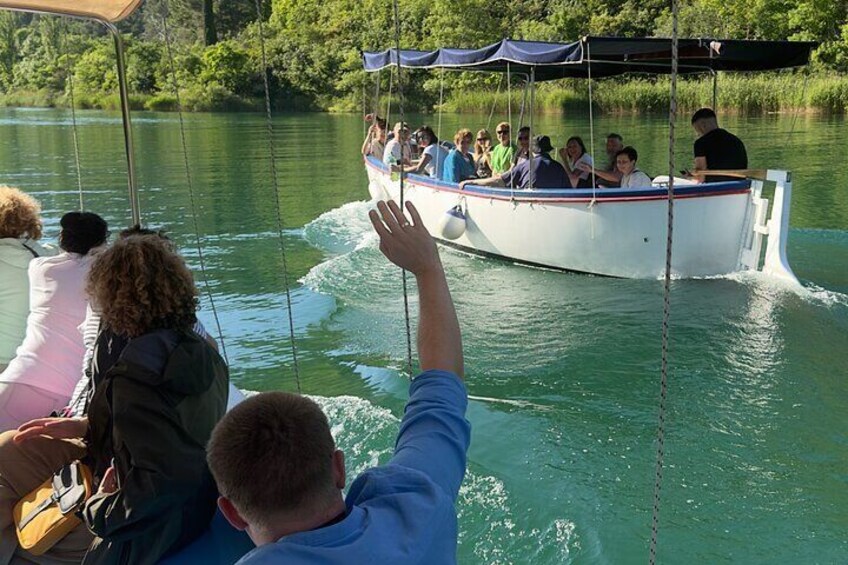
[[441, 74, 848, 115], [2, 74, 846, 115]]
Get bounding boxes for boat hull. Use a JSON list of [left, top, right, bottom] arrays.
[[366, 157, 761, 279]]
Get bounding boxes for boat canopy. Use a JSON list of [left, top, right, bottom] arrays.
[[0, 0, 142, 22], [362, 37, 818, 79]]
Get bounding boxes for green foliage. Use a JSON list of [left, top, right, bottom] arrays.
[[0, 0, 845, 113]]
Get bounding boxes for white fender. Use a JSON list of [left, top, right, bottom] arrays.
[[438, 205, 467, 240]]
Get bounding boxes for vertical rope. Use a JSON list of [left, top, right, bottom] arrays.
[[62, 22, 84, 210], [253, 0, 302, 393], [528, 67, 535, 189], [507, 63, 515, 196], [437, 67, 444, 142], [486, 75, 502, 131], [649, 1, 679, 562], [586, 41, 597, 200], [385, 66, 393, 128], [373, 69, 381, 117], [161, 9, 229, 366], [392, 0, 414, 378]]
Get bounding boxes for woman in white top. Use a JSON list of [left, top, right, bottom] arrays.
[[404, 126, 448, 179], [0, 211, 108, 430], [558, 136, 594, 188], [615, 146, 653, 189], [0, 186, 52, 373]]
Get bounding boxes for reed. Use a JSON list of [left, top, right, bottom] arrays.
[[442, 74, 848, 115]]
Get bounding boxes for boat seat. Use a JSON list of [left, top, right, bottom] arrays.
[[159, 509, 254, 564]]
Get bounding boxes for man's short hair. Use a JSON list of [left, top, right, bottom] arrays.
[[616, 146, 638, 162], [207, 392, 337, 525], [607, 133, 623, 142], [691, 108, 717, 124]]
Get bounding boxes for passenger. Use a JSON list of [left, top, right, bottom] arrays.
[[690, 108, 747, 182], [383, 122, 412, 170], [473, 129, 493, 178], [558, 136, 594, 188], [490, 121, 516, 175], [577, 133, 623, 187], [443, 129, 477, 183], [64, 227, 219, 421], [404, 125, 448, 179], [459, 135, 568, 190], [361, 117, 387, 160], [0, 186, 53, 374], [615, 146, 652, 188], [513, 126, 531, 166], [0, 234, 229, 563], [0, 212, 107, 431], [207, 200, 469, 564]]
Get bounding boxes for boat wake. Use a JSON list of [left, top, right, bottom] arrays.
[[701, 270, 848, 308]]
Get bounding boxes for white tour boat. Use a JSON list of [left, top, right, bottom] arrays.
[[362, 38, 816, 281]]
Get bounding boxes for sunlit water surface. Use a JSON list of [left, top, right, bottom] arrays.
[[1, 108, 846, 563]]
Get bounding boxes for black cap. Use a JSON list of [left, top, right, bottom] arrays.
[[532, 135, 553, 154]]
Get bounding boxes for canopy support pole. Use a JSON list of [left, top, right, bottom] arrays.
[[587, 43, 597, 207], [528, 66, 535, 189], [102, 21, 139, 226]]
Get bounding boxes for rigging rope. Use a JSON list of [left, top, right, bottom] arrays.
[[586, 42, 597, 204], [486, 75, 503, 132], [649, 0, 679, 561], [392, 0, 414, 378], [385, 67, 393, 128], [62, 21, 84, 211], [161, 9, 229, 366], [507, 63, 515, 197], [253, 0, 303, 393], [437, 67, 444, 143]]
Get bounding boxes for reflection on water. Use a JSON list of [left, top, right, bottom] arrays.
[[1, 108, 846, 563]]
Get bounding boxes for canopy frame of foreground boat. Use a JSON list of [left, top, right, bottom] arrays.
[[0, 0, 142, 226], [362, 37, 816, 281]]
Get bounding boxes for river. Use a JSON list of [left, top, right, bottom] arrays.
[[1, 108, 846, 563]]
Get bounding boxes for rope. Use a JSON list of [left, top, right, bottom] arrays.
[[437, 67, 444, 142], [782, 70, 809, 151], [392, 0, 414, 378], [62, 22, 84, 210], [586, 42, 597, 202], [486, 75, 502, 131], [253, 0, 302, 393], [373, 69, 381, 117], [649, 1, 679, 562], [385, 66, 393, 128], [161, 9, 229, 366]]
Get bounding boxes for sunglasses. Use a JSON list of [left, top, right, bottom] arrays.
[[497, 130, 510, 135], [518, 136, 529, 141], [477, 137, 489, 141]]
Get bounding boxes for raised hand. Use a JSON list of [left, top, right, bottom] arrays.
[[368, 200, 441, 277]]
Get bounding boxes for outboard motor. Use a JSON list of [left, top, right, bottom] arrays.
[[438, 205, 467, 240]]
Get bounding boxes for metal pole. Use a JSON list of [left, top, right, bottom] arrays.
[[712, 71, 718, 110], [102, 21, 140, 226], [528, 66, 535, 189]]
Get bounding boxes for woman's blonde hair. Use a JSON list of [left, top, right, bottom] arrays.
[[86, 235, 198, 338], [454, 128, 473, 146], [474, 129, 491, 157], [0, 185, 43, 239]]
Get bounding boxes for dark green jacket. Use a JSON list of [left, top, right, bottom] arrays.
[[82, 328, 229, 565]]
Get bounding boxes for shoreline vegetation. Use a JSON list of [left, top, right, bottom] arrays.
[[2, 73, 847, 115], [1, 1, 846, 115]]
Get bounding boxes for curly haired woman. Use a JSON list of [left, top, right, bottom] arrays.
[[0, 211, 108, 431], [0, 186, 53, 372], [0, 234, 229, 564]]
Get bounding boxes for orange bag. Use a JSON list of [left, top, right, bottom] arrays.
[[13, 461, 93, 555]]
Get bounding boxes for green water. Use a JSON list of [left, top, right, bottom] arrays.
[[1, 107, 846, 563]]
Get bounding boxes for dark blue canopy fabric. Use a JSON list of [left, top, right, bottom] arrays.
[[362, 37, 817, 79]]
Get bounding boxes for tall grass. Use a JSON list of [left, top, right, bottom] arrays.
[[442, 74, 848, 115]]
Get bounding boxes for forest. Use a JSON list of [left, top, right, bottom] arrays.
[[0, 0, 846, 113]]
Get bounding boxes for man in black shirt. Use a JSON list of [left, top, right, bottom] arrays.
[[691, 108, 747, 183]]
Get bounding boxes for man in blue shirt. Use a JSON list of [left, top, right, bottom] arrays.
[[459, 135, 568, 190], [207, 200, 470, 564]]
